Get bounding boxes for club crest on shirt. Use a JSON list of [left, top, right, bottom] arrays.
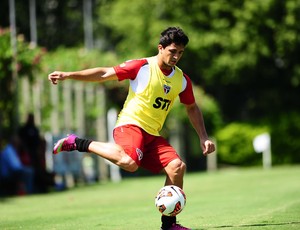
[[163, 84, 171, 94], [136, 148, 143, 161]]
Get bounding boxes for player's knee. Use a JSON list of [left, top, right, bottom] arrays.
[[126, 162, 139, 173], [118, 155, 138, 173], [168, 159, 186, 175]]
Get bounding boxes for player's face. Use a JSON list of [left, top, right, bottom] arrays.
[[158, 43, 185, 69]]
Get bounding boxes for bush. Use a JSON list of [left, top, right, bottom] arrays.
[[270, 111, 300, 164], [216, 123, 268, 166]]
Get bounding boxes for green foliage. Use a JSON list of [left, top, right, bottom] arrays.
[[2, 0, 300, 120], [0, 29, 11, 84], [42, 47, 117, 73], [193, 86, 223, 134], [216, 123, 269, 165], [0, 32, 43, 81], [168, 85, 222, 135], [0, 29, 43, 140], [99, 0, 170, 58], [271, 112, 300, 164], [1, 0, 299, 165], [39, 47, 118, 132], [98, 0, 300, 122]]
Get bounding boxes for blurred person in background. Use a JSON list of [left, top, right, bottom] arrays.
[[0, 135, 33, 196], [19, 113, 53, 193]]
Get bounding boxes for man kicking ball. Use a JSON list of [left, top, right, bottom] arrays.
[[49, 26, 215, 230]]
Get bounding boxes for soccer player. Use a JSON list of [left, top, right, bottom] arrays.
[[48, 27, 215, 230]]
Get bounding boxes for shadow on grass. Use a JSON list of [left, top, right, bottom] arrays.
[[194, 221, 300, 229]]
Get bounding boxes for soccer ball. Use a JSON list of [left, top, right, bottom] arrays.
[[155, 185, 186, 216]]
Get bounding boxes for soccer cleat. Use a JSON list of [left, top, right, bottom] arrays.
[[161, 223, 191, 230], [53, 134, 77, 154]]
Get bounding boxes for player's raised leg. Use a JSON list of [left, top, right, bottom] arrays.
[[53, 134, 138, 172], [88, 141, 138, 172]]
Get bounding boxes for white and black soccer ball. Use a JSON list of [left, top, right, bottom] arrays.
[[155, 185, 186, 216]]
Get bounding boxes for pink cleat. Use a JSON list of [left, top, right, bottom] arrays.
[[161, 223, 191, 230], [53, 134, 77, 154]]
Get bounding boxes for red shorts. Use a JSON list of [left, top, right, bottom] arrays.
[[113, 125, 181, 173]]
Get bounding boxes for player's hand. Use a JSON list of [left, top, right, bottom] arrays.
[[48, 71, 68, 85], [201, 139, 215, 156]]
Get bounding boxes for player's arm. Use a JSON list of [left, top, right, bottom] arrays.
[[179, 73, 215, 155], [48, 67, 117, 85], [185, 102, 215, 156]]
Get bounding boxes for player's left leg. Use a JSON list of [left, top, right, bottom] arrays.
[[160, 159, 190, 230], [140, 136, 189, 230], [162, 158, 186, 189]]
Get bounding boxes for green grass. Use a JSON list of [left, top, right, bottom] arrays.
[[0, 166, 299, 230]]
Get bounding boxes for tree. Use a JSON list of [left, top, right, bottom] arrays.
[[97, 0, 300, 164], [0, 0, 92, 50], [0, 29, 43, 144], [98, 0, 300, 121], [2, 0, 299, 121], [1, 0, 299, 163]]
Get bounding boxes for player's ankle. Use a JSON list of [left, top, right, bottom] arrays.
[[75, 138, 92, 152], [161, 215, 176, 229]]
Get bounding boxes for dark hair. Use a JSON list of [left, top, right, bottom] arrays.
[[159, 27, 189, 48]]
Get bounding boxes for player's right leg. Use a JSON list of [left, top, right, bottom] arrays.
[[53, 134, 138, 172], [88, 141, 138, 172]]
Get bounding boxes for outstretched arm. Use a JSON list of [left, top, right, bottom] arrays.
[[185, 102, 215, 156], [48, 67, 118, 85]]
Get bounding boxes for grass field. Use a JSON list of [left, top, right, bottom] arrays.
[[0, 166, 299, 230]]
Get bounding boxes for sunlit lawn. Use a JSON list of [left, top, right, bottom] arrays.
[[0, 166, 299, 230]]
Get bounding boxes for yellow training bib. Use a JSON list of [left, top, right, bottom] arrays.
[[116, 56, 184, 136]]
